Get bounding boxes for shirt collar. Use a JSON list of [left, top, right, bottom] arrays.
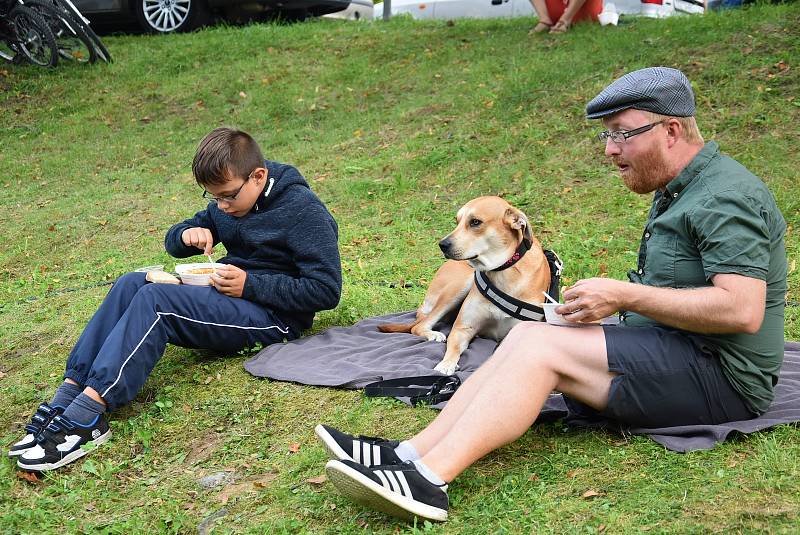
[[664, 141, 719, 197]]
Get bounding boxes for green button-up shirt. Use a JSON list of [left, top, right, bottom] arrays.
[[622, 141, 788, 414]]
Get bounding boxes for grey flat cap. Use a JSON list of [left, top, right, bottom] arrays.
[[586, 67, 695, 119]]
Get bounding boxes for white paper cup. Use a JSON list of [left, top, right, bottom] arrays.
[[542, 303, 602, 327], [175, 262, 225, 286]]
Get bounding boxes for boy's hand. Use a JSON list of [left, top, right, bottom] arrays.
[[181, 227, 215, 256], [211, 265, 246, 298]]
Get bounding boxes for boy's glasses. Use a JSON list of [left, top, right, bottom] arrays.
[[597, 120, 665, 144], [202, 170, 255, 204]]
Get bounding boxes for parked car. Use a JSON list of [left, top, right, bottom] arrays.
[[323, 0, 372, 19], [74, 0, 351, 33], [372, 0, 534, 19]]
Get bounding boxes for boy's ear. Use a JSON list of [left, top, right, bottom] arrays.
[[253, 167, 268, 183]]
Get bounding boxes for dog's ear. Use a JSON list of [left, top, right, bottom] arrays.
[[504, 208, 532, 242]]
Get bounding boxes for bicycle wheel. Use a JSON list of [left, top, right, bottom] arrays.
[[50, 0, 111, 62], [26, 0, 96, 63], [8, 5, 58, 67]]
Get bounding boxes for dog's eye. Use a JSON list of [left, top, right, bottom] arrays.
[[469, 218, 482, 228]]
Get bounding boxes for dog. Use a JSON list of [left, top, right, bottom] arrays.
[[378, 196, 553, 375]]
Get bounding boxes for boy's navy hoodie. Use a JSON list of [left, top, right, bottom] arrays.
[[165, 160, 342, 335]]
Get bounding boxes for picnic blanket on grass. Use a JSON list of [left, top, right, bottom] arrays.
[[244, 311, 800, 453]]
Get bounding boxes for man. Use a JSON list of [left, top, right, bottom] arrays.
[[315, 67, 788, 522]]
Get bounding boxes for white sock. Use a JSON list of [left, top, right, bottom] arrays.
[[394, 440, 420, 462], [412, 459, 446, 487]]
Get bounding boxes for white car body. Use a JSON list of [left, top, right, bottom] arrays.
[[324, 0, 375, 19]]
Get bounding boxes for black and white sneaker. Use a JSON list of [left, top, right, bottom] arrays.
[[8, 403, 64, 457], [17, 414, 111, 472], [315, 424, 402, 467], [325, 459, 449, 522]]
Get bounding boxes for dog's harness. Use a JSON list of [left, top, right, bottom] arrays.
[[474, 246, 563, 322]]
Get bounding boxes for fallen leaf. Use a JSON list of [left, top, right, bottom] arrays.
[[599, 524, 606, 532], [528, 473, 539, 481], [566, 469, 579, 478], [0, 371, 6, 379], [239, 91, 247, 98], [306, 474, 327, 485], [17, 471, 41, 483], [582, 489, 602, 499], [288, 443, 301, 453], [562, 187, 572, 194]]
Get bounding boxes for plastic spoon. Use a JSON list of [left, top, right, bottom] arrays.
[[542, 291, 559, 304]]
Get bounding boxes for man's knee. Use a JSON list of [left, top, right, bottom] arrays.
[[502, 322, 602, 374]]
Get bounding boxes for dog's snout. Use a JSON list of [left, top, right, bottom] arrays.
[[439, 239, 452, 254]]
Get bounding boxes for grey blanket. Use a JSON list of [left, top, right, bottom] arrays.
[[244, 311, 800, 452]]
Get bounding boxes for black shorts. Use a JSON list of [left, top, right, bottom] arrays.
[[563, 325, 757, 428]]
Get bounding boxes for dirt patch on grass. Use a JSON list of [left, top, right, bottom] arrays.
[[185, 432, 224, 466]]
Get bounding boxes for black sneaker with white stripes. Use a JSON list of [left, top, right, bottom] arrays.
[[8, 403, 64, 457], [16, 414, 111, 472], [315, 424, 402, 467], [325, 459, 449, 522]]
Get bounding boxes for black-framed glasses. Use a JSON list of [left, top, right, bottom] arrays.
[[202, 170, 255, 204], [597, 121, 665, 144]]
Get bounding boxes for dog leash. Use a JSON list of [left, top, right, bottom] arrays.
[[364, 375, 462, 407]]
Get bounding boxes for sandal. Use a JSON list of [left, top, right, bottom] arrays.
[[549, 19, 571, 33], [529, 21, 553, 34]]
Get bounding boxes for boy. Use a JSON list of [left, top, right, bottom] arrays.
[[10, 127, 342, 472]]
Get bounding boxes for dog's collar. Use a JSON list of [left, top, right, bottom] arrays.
[[492, 238, 531, 272]]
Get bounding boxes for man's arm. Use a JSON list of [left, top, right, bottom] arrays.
[[558, 274, 766, 334]]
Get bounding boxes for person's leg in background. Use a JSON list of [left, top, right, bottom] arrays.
[[550, 0, 590, 33], [529, 0, 556, 32]]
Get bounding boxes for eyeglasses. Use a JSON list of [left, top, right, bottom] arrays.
[[597, 121, 665, 144], [202, 170, 255, 204]]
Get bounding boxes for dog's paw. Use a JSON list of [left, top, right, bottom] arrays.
[[426, 331, 447, 343], [434, 361, 459, 375]]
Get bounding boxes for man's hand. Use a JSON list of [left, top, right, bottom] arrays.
[[181, 227, 215, 256], [556, 278, 628, 323], [211, 265, 247, 298]]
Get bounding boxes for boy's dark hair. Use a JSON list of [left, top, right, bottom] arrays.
[[192, 127, 265, 186]]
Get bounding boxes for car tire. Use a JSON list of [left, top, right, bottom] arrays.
[[134, 0, 211, 33]]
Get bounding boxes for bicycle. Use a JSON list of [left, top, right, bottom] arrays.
[[0, 0, 58, 67], [36, 0, 111, 62], [22, 0, 96, 63]]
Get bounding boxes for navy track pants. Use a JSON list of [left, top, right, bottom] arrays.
[[64, 272, 293, 410]]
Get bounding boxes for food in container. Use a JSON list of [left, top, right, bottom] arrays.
[[175, 262, 225, 286]]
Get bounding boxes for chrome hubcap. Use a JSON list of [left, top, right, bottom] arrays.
[[142, 0, 192, 32]]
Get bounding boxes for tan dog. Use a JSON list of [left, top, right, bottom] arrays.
[[379, 196, 552, 374]]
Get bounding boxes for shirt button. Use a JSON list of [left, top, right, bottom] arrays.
[[645, 232, 650, 239], [638, 269, 644, 275], [673, 192, 678, 198]]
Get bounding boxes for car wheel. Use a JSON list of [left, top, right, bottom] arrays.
[[134, 0, 210, 33]]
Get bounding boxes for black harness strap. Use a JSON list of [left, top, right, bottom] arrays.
[[474, 249, 563, 322], [364, 375, 462, 407]]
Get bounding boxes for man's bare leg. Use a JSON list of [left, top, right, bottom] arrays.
[[409, 323, 614, 481]]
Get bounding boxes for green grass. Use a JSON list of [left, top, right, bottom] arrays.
[[1, 3, 799, 533]]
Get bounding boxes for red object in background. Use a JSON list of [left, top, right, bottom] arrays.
[[545, 0, 603, 22]]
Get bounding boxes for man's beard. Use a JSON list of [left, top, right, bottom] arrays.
[[615, 144, 673, 194]]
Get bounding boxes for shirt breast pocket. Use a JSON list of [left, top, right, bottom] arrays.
[[644, 234, 677, 287]]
